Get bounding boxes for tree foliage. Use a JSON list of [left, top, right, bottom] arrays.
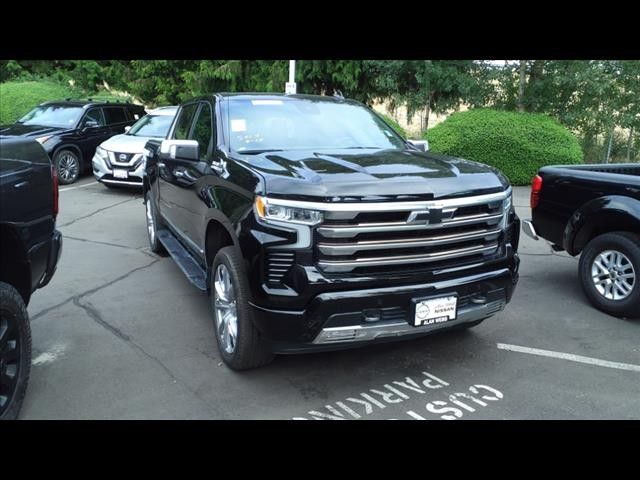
[[1, 59, 638, 161]]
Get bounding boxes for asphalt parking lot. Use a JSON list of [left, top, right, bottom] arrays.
[[20, 178, 640, 419]]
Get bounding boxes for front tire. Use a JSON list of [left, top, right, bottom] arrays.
[[0, 282, 31, 420], [578, 232, 640, 318], [54, 149, 81, 185], [210, 246, 274, 370]]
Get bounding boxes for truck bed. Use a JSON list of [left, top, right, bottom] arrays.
[[541, 163, 640, 183]]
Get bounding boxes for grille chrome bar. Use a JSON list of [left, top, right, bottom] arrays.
[[318, 227, 502, 255], [318, 212, 503, 239], [265, 188, 511, 212], [318, 244, 499, 273]]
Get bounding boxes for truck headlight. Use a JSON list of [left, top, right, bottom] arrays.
[[255, 196, 323, 226], [501, 192, 512, 229]]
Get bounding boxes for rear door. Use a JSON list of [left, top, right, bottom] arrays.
[[104, 106, 130, 135]]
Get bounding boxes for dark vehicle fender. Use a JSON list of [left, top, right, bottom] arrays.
[[142, 140, 162, 199], [50, 142, 83, 165], [0, 224, 32, 304], [202, 211, 241, 285], [564, 195, 640, 255]]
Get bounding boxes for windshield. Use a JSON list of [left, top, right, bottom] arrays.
[[18, 105, 84, 128], [225, 98, 406, 153], [127, 113, 175, 138]]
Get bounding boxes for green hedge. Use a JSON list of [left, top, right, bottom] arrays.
[[379, 113, 407, 138], [0, 80, 131, 125], [0, 81, 78, 125], [425, 109, 583, 185]]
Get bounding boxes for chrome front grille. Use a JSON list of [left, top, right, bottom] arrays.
[[107, 151, 144, 169], [314, 190, 510, 274]]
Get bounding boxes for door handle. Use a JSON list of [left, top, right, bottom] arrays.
[[157, 162, 166, 168], [211, 160, 226, 175], [174, 167, 197, 183], [13, 181, 29, 189]]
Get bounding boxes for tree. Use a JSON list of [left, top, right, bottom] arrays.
[[369, 60, 479, 130]]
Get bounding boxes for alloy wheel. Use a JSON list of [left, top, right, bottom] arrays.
[[214, 264, 238, 354], [57, 152, 79, 182], [0, 311, 20, 417], [591, 249, 636, 301]]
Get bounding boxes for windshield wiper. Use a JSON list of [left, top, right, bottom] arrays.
[[237, 149, 284, 155], [340, 146, 383, 149]]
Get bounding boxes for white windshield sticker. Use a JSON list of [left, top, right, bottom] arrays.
[[251, 100, 283, 106], [231, 119, 247, 132]]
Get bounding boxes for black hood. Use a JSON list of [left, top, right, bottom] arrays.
[[0, 123, 67, 137], [236, 148, 509, 201]]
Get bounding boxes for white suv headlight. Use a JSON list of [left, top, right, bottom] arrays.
[[95, 146, 108, 159], [255, 196, 323, 226]]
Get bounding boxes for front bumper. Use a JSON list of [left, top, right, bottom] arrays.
[[38, 229, 62, 288], [251, 262, 519, 353], [92, 152, 144, 186]]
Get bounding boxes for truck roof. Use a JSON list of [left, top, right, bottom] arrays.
[[40, 100, 144, 108], [213, 92, 357, 104]]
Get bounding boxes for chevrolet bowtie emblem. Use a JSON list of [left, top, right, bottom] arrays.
[[407, 206, 455, 225]]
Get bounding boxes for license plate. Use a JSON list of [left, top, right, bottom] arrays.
[[113, 169, 128, 179], [412, 295, 458, 327]]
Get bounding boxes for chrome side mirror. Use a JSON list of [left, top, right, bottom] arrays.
[[160, 139, 199, 161], [407, 139, 429, 152]]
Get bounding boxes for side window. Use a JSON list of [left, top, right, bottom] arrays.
[[189, 103, 213, 160], [104, 107, 128, 125], [173, 103, 198, 140], [81, 108, 106, 128], [128, 107, 143, 121]]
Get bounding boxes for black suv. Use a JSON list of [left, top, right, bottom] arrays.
[[0, 100, 146, 184], [144, 93, 520, 370]]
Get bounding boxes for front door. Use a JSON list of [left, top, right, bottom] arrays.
[[171, 101, 214, 253], [157, 102, 199, 240], [77, 108, 112, 165]]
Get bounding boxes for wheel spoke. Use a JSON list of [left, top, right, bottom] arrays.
[[0, 364, 17, 388], [593, 260, 608, 274], [0, 320, 8, 345], [214, 277, 227, 302], [1, 340, 17, 363], [218, 312, 228, 338]]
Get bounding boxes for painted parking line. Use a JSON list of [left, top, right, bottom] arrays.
[[59, 181, 98, 192], [497, 343, 640, 373]]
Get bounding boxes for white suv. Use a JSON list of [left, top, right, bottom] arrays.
[[92, 106, 178, 187]]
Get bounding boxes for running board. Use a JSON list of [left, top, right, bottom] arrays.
[[156, 229, 207, 292]]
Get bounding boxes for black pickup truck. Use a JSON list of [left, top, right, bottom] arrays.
[[143, 93, 520, 370], [0, 137, 62, 419], [522, 163, 640, 318]]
